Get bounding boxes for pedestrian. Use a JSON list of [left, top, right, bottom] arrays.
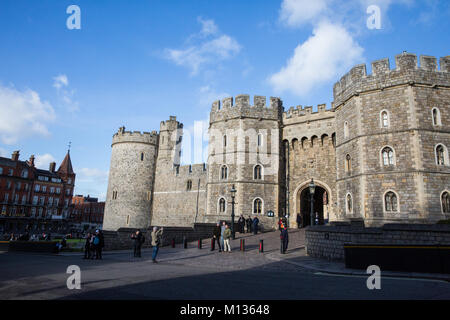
[[238, 215, 245, 233], [89, 233, 96, 259], [220, 221, 226, 251], [246, 216, 252, 233], [212, 222, 222, 252], [83, 232, 91, 259], [296, 213, 302, 229], [151, 227, 163, 263], [315, 212, 319, 225], [131, 230, 144, 258], [93, 231, 101, 259], [278, 218, 283, 230], [280, 225, 289, 254], [98, 229, 104, 259], [223, 224, 232, 252], [252, 216, 259, 235]]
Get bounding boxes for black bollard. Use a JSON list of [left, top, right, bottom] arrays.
[[198, 238, 202, 249], [259, 239, 264, 253], [183, 236, 187, 249], [240, 239, 245, 251]]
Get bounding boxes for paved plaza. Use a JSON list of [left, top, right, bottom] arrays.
[[0, 229, 449, 300]]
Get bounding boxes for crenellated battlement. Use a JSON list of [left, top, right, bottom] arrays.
[[112, 126, 159, 146], [160, 116, 183, 132], [333, 53, 450, 107], [173, 163, 208, 177], [283, 103, 334, 122], [210, 94, 283, 123]]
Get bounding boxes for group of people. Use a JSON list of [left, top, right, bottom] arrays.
[[131, 227, 163, 263], [278, 218, 289, 254], [237, 215, 260, 235], [212, 221, 233, 252], [83, 230, 104, 260]]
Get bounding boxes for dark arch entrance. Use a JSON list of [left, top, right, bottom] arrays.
[[299, 186, 327, 226]]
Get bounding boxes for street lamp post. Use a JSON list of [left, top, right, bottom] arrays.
[[309, 179, 316, 226], [230, 184, 236, 240]]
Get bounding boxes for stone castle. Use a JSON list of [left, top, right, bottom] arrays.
[[103, 52, 450, 231]]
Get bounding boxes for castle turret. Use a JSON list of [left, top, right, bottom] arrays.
[[158, 116, 183, 165], [103, 126, 159, 231]]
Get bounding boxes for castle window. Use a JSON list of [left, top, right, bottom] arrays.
[[253, 165, 262, 180], [218, 198, 226, 213], [223, 135, 227, 148], [126, 215, 130, 226], [345, 154, 351, 173], [257, 133, 263, 147], [220, 165, 228, 180], [432, 108, 442, 126], [112, 191, 118, 200], [141, 153, 144, 161], [346, 193, 353, 214], [436, 144, 448, 165], [382, 147, 395, 166], [147, 191, 151, 201], [384, 191, 399, 212], [253, 198, 263, 215], [344, 122, 349, 139], [187, 180, 192, 191], [442, 191, 450, 214], [380, 110, 390, 128]]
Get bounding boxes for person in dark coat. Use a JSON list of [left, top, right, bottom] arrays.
[[83, 233, 91, 259], [212, 222, 222, 252], [280, 226, 289, 254], [252, 216, 259, 235], [131, 230, 144, 258], [93, 231, 101, 259], [296, 213, 302, 228], [95, 230, 104, 259], [238, 215, 245, 233], [246, 216, 252, 233]]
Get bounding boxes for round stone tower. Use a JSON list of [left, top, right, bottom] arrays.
[[103, 126, 159, 231]]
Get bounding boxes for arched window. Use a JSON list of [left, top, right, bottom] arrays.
[[253, 198, 262, 214], [253, 165, 262, 180], [432, 108, 442, 126], [344, 121, 349, 139], [384, 191, 398, 212], [220, 165, 228, 180], [219, 198, 226, 213], [345, 154, 351, 172], [382, 147, 395, 166], [436, 144, 448, 165], [380, 110, 390, 128], [186, 180, 192, 191], [442, 191, 450, 214], [346, 193, 353, 214]]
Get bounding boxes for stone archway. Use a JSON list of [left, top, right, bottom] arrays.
[[291, 180, 332, 228]]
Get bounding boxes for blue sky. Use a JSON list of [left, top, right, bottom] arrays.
[[0, 0, 449, 200]]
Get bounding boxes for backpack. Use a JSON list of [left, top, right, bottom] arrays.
[[93, 236, 100, 245]]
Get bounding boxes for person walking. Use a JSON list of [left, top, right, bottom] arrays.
[[89, 233, 96, 259], [296, 213, 302, 229], [280, 226, 289, 254], [83, 232, 91, 259], [223, 224, 232, 252], [151, 227, 163, 263], [238, 215, 245, 233], [98, 229, 104, 259], [131, 230, 144, 258], [220, 221, 226, 251], [246, 216, 252, 233], [212, 222, 222, 252], [93, 231, 101, 259], [252, 216, 259, 235]]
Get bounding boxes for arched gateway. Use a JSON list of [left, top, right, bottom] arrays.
[[292, 180, 332, 228]]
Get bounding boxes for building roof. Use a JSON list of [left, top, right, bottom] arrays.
[[57, 151, 74, 175]]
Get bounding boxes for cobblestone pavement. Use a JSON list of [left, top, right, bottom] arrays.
[[0, 229, 449, 300]]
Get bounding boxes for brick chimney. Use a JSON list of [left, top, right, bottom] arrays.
[[28, 155, 35, 167], [11, 151, 20, 161], [49, 162, 56, 172]]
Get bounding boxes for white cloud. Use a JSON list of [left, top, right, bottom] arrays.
[[35, 153, 56, 169], [280, 0, 330, 27], [164, 18, 241, 75], [53, 74, 79, 112], [0, 85, 56, 144], [269, 21, 364, 96], [0, 147, 8, 157], [77, 168, 109, 182], [74, 168, 109, 201]]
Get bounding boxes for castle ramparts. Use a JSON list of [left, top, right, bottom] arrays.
[[333, 53, 450, 107], [210, 95, 283, 123], [112, 127, 158, 146]]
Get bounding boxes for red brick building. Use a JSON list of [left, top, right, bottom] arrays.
[[71, 195, 105, 230], [0, 150, 75, 234]]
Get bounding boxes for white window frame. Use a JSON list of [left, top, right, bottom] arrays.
[[383, 190, 400, 214], [217, 197, 227, 214], [345, 193, 353, 215], [252, 197, 264, 215], [344, 121, 349, 139], [380, 145, 396, 167], [435, 144, 449, 166], [431, 107, 442, 126], [380, 109, 390, 128], [220, 165, 229, 180], [253, 164, 264, 180], [441, 190, 450, 216]]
